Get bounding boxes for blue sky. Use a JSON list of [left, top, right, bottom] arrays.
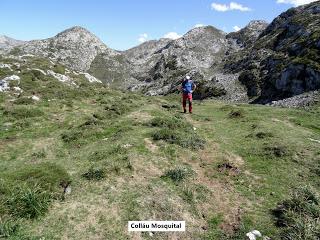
[[0, 0, 317, 50]]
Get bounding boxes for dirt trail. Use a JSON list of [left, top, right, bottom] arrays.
[[183, 114, 245, 233]]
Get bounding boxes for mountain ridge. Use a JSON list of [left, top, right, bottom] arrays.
[[1, 1, 319, 105]]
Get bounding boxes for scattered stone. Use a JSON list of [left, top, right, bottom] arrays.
[[0, 63, 13, 71], [64, 185, 72, 195], [246, 230, 262, 240], [0, 75, 20, 92], [31, 95, 40, 101], [123, 144, 133, 148], [269, 91, 319, 108], [33, 68, 47, 75], [82, 72, 102, 83], [309, 138, 320, 144], [246, 232, 256, 240], [13, 86, 23, 92], [47, 70, 76, 86]]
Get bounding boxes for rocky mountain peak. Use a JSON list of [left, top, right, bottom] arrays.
[[55, 26, 97, 38], [18, 26, 115, 71], [247, 20, 269, 30], [182, 25, 225, 40], [227, 20, 269, 47], [0, 35, 24, 50]]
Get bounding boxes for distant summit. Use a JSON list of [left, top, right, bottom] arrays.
[[0, 35, 24, 51], [227, 20, 269, 47], [17, 26, 115, 71]]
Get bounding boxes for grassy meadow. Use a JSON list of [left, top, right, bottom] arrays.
[[0, 59, 319, 239]]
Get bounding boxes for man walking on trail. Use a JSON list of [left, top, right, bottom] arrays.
[[181, 75, 196, 114]]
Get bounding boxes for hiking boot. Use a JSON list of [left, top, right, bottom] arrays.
[[184, 109, 187, 113]]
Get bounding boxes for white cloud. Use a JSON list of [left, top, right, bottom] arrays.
[[194, 23, 205, 28], [211, 3, 229, 11], [233, 25, 241, 31], [211, 2, 251, 12], [276, 0, 317, 6], [229, 2, 251, 11], [138, 33, 148, 43], [163, 32, 182, 40]]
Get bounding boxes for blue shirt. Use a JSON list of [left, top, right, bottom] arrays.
[[182, 80, 194, 94]]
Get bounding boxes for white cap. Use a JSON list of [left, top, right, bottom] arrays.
[[186, 75, 191, 80]]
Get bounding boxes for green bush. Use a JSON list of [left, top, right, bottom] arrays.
[[13, 97, 34, 105], [228, 109, 245, 119], [61, 129, 84, 143], [82, 167, 106, 181], [31, 150, 47, 159], [8, 163, 71, 195], [105, 102, 130, 115], [6, 184, 51, 219], [162, 166, 194, 183], [3, 106, 44, 119], [149, 116, 192, 130], [53, 64, 65, 74], [152, 128, 205, 150], [273, 186, 320, 239]]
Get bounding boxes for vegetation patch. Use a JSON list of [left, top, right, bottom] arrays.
[[152, 128, 205, 150], [228, 109, 245, 119], [5, 184, 51, 219], [0, 219, 20, 238], [272, 186, 320, 239], [82, 167, 106, 181], [149, 115, 206, 150], [264, 145, 289, 158], [13, 97, 34, 105], [3, 106, 44, 119], [4, 163, 71, 196], [162, 166, 194, 183]]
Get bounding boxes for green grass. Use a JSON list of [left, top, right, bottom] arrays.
[[272, 186, 320, 239], [162, 166, 195, 183], [82, 167, 106, 181], [0, 59, 320, 239]]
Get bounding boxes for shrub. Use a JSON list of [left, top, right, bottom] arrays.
[[162, 166, 194, 183], [31, 149, 47, 159], [6, 184, 51, 219], [273, 186, 320, 239], [152, 129, 205, 150], [53, 64, 65, 74], [9, 162, 71, 196], [82, 167, 106, 181], [228, 109, 245, 119], [264, 145, 288, 157], [61, 130, 84, 143], [149, 116, 192, 130], [3, 106, 44, 119], [13, 97, 34, 105], [105, 102, 130, 116], [255, 132, 274, 139]]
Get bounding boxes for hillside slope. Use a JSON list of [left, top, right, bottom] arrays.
[[225, 1, 320, 103], [1, 71, 319, 239]]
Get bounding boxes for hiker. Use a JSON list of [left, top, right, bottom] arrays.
[[181, 75, 196, 114]]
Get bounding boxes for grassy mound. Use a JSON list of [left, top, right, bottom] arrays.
[[273, 186, 320, 239], [149, 115, 206, 150]]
